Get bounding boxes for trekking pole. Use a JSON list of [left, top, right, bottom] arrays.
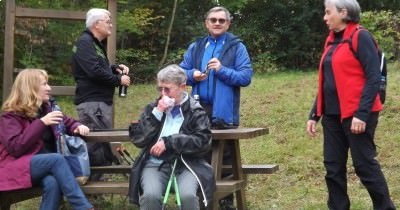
[[162, 158, 178, 210], [173, 174, 182, 210]]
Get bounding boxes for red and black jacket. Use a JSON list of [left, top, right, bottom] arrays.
[[315, 23, 382, 121]]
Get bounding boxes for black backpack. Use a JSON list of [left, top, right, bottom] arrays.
[[347, 26, 387, 104]]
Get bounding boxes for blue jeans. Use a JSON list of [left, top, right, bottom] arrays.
[[30, 153, 93, 210]]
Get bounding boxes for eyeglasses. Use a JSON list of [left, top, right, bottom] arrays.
[[207, 18, 227, 24], [156, 86, 171, 94], [98, 19, 112, 25]]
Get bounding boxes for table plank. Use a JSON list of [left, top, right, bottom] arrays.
[[84, 127, 268, 142], [212, 128, 268, 140]]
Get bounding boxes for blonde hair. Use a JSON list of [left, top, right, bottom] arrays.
[[2, 69, 49, 118]]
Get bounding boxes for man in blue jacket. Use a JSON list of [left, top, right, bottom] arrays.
[[179, 6, 252, 209], [180, 6, 252, 128]]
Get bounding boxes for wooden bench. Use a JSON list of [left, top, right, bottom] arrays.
[[0, 179, 246, 210], [0, 128, 277, 210], [89, 164, 279, 175]]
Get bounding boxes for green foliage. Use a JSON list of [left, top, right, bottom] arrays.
[[361, 10, 400, 61], [251, 52, 279, 73], [13, 18, 82, 85], [19, 51, 43, 69], [235, 0, 326, 69], [16, 0, 105, 9], [118, 8, 163, 36], [218, 0, 249, 11], [358, 0, 400, 10]]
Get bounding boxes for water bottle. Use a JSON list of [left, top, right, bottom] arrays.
[[119, 84, 127, 97], [51, 99, 65, 135], [119, 73, 128, 97], [380, 75, 386, 90]]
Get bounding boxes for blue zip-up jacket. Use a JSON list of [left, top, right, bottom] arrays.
[[180, 32, 252, 126]]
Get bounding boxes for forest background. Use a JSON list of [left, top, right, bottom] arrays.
[[0, 0, 399, 96]]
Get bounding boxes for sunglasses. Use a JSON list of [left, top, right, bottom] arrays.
[[156, 86, 171, 93], [207, 18, 227, 24]]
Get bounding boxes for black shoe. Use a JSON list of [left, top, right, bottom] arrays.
[[219, 199, 236, 210]]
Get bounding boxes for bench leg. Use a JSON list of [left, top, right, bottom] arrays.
[[212, 200, 220, 210], [230, 140, 246, 210]]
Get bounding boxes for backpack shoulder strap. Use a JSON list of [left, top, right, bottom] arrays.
[[349, 26, 380, 59], [348, 26, 363, 58]]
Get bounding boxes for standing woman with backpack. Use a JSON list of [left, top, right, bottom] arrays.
[[305, 0, 395, 209]]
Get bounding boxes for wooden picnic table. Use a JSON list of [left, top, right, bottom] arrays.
[[86, 127, 269, 210], [85, 127, 268, 142], [0, 128, 270, 210]]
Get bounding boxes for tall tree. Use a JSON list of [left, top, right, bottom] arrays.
[[158, 0, 178, 68]]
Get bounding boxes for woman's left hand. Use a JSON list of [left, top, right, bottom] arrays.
[[74, 125, 90, 136], [351, 117, 366, 134]]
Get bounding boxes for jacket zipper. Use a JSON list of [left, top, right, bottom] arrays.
[[180, 154, 209, 207]]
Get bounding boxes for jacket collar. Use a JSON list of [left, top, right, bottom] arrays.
[[83, 29, 108, 57], [327, 22, 359, 42]]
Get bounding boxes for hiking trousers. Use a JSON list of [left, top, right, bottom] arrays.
[[321, 113, 395, 210]]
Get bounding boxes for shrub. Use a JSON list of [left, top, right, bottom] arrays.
[[361, 10, 400, 61]]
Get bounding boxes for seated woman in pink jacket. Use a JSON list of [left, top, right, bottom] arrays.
[[0, 69, 94, 210]]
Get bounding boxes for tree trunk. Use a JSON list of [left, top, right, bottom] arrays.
[[158, 0, 178, 68]]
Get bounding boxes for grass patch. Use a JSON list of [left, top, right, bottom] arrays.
[[11, 62, 400, 209]]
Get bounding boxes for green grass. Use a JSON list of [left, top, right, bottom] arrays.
[[11, 62, 400, 209]]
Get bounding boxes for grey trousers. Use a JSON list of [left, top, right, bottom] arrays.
[[140, 162, 199, 210], [76, 102, 116, 167], [76, 101, 113, 130]]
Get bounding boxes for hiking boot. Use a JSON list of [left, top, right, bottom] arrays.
[[219, 199, 236, 210]]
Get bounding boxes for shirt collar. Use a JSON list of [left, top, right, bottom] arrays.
[[170, 92, 188, 118], [207, 33, 227, 43]]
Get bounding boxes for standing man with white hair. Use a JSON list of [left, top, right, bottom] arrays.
[[71, 8, 131, 172]]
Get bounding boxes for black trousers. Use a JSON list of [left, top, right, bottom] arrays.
[[321, 113, 395, 210]]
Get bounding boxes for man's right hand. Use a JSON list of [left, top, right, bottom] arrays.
[[306, 120, 317, 137], [193, 70, 207, 82]]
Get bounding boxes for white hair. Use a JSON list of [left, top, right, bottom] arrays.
[[324, 0, 361, 23], [85, 8, 111, 29], [157, 64, 187, 85]]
